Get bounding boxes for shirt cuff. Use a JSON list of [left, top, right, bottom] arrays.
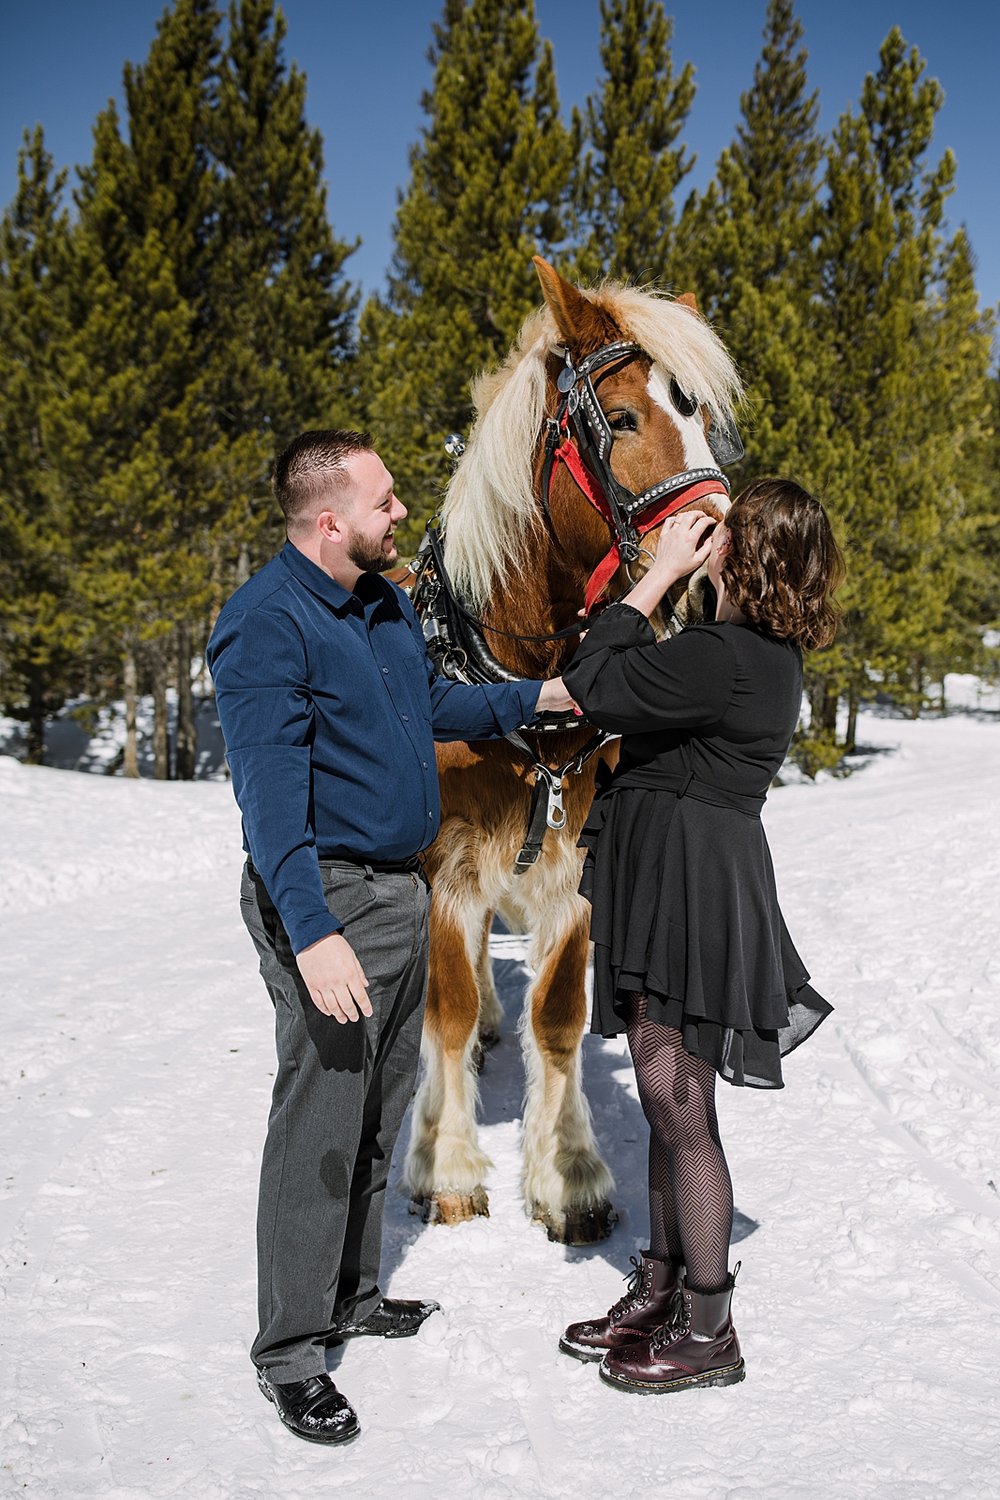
[[287, 908, 342, 956]]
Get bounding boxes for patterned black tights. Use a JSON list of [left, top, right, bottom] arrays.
[[624, 993, 734, 1291]]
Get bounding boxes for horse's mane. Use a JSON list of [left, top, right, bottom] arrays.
[[443, 282, 743, 607]]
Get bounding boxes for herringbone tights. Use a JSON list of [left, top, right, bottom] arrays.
[[625, 994, 733, 1290]]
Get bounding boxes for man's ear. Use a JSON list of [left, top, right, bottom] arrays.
[[316, 508, 344, 542]]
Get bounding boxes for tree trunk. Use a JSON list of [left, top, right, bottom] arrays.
[[845, 691, 858, 754], [911, 657, 924, 719], [808, 676, 825, 729], [812, 682, 838, 737], [122, 645, 140, 778], [25, 667, 47, 765], [175, 622, 197, 781], [151, 648, 169, 781]]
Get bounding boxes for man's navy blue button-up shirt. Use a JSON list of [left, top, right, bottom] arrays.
[[207, 542, 541, 955]]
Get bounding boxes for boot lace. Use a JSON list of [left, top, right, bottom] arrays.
[[649, 1286, 689, 1352], [608, 1255, 650, 1319]]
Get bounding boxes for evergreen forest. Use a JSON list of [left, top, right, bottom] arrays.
[[1, 0, 996, 777]]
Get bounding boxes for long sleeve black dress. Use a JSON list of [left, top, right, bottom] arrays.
[[563, 603, 832, 1089]]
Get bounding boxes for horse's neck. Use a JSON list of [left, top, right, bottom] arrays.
[[479, 531, 584, 680]]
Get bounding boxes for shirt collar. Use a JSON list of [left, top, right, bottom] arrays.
[[279, 540, 360, 614]]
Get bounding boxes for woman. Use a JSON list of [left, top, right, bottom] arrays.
[[559, 478, 845, 1394]]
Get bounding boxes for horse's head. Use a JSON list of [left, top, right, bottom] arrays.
[[531, 257, 742, 634], [442, 258, 742, 644]]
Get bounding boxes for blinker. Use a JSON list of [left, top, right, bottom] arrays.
[[708, 412, 744, 467]]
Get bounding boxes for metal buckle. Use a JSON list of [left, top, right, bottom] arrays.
[[535, 765, 567, 830]]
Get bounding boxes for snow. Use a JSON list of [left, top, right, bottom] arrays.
[[2, 706, 999, 1499]]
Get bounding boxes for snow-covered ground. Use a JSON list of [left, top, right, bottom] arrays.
[[1, 704, 999, 1499]]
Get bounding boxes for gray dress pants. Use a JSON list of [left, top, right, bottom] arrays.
[[240, 857, 430, 1382]]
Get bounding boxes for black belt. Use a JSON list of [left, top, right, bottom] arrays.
[[609, 768, 766, 817], [317, 854, 425, 875], [248, 853, 425, 876]]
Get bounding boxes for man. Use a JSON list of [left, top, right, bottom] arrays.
[[207, 429, 574, 1445]]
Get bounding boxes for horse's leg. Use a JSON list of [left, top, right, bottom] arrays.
[[514, 842, 616, 1245], [405, 828, 493, 1225], [474, 911, 503, 1060]]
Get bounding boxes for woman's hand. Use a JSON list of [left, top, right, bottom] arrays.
[[646, 511, 715, 584], [622, 511, 716, 618]]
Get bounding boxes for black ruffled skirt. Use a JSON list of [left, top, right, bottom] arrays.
[[580, 783, 832, 1089]]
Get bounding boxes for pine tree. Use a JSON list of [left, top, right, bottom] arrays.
[[675, 0, 829, 494], [811, 27, 993, 734], [358, 0, 573, 548], [569, 0, 695, 286], [0, 129, 78, 761], [909, 230, 997, 693], [45, 0, 221, 776], [210, 0, 359, 580]]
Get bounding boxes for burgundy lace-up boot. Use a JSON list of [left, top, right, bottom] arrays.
[[599, 1266, 744, 1393], [559, 1251, 682, 1363]]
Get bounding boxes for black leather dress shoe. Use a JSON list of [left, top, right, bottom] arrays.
[[337, 1297, 442, 1339], [257, 1369, 360, 1445]]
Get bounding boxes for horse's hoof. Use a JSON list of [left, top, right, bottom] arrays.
[[410, 1186, 491, 1226], [478, 1026, 501, 1052], [531, 1200, 618, 1246]]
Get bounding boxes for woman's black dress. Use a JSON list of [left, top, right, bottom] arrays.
[[562, 604, 832, 1089]]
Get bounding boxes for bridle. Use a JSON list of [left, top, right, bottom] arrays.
[[540, 340, 742, 615], [409, 337, 743, 875]]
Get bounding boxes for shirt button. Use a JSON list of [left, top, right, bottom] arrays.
[[402, 715, 409, 722], [422, 761, 428, 769], [382, 667, 389, 674], [428, 811, 433, 818]]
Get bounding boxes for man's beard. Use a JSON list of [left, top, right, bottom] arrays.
[[346, 530, 396, 574]]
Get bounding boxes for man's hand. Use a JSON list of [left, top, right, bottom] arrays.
[[535, 676, 581, 715], [295, 933, 372, 1023]]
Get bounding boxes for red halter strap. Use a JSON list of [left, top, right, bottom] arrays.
[[548, 435, 727, 615]]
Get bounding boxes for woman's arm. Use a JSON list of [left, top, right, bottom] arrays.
[[619, 510, 715, 619], [563, 511, 731, 734], [563, 609, 734, 734]]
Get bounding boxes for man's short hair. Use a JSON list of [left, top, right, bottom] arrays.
[[272, 429, 375, 531]]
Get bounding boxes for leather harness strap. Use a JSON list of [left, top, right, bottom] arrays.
[[548, 429, 730, 613], [505, 727, 610, 875]]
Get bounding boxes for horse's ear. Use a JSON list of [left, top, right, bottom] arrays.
[[533, 255, 598, 346], [676, 291, 699, 313]]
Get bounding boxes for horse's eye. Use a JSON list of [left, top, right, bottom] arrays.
[[608, 410, 638, 433], [669, 379, 699, 419]]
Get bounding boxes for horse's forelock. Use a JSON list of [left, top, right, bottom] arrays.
[[602, 284, 742, 422], [442, 284, 742, 607]]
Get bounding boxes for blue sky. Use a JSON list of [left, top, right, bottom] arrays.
[[2, 0, 997, 311]]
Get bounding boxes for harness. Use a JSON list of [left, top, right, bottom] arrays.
[[411, 339, 743, 874]]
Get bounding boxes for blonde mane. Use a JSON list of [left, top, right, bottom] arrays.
[[443, 282, 743, 607]]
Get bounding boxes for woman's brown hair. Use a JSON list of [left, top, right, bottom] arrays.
[[722, 479, 845, 651]]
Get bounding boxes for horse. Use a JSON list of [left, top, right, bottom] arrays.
[[404, 257, 742, 1244]]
